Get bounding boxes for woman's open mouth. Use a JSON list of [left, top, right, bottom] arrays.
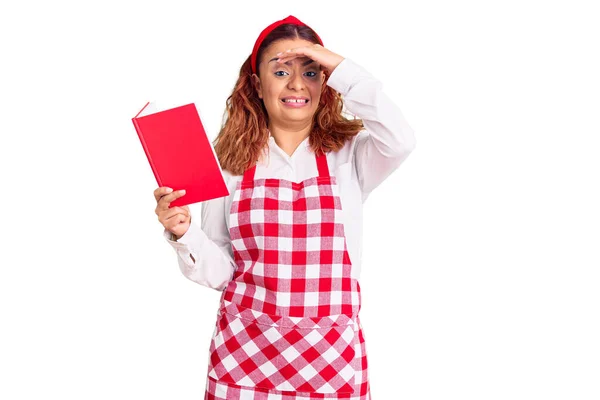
[[281, 98, 310, 108]]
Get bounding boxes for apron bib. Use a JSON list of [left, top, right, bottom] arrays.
[[206, 151, 369, 398]]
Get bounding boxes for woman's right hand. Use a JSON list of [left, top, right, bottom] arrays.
[[154, 187, 191, 240]]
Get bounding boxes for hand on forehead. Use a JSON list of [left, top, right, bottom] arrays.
[[266, 40, 315, 61], [278, 55, 314, 65]]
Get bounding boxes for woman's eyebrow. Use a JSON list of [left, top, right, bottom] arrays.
[[268, 57, 316, 67]]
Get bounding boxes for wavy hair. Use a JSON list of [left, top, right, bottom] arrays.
[[213, 23, 364, 176]]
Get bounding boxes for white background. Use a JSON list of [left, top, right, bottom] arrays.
[[1, 0, 599, 399]]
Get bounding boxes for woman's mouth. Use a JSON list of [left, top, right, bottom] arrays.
[[281, 98, 310, 108]]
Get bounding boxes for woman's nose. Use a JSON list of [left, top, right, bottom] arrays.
[[287, 71, 306, 90]]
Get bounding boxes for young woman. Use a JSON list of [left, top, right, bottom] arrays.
[[154, 15, 416, 400]]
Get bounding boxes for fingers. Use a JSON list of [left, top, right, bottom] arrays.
[[152, 187, 191, 236], [276, 45, 342, 75], [276, 45, 316, 56], [159, 206, 190, 229], [276, 44, 322, 58], [154, 187, 173, 203], [157, 189, 186, 210], [162, 206, 190, 221], [276, 46, 331, 72], [276, 50, 308, 63], [276, 46, 312, 62], [154, 187, 187, 218]]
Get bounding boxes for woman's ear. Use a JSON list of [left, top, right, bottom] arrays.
[[320, 71, 327, 90], [251, 73, 263, 99]]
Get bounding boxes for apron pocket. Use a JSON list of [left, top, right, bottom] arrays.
[[207, 305, 358, 394], [273, 321, 357, 394]]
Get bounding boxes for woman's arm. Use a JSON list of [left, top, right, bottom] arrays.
[[326, 58, 416, 201], [163, 194, 236, 291]]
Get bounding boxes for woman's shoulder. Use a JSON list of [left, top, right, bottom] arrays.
[[202, 168, 240, 213], [328, 128, 368, 166], [219, 169, 243, 197], [221, 169, 242, 184]]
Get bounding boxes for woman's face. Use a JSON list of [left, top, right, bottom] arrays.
[[252, 38, 326, 127]]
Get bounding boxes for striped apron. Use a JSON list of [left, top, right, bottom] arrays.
[[205, 151, 371, 399]]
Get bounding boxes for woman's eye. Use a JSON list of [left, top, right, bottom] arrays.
[[274, 71, 318, 77]]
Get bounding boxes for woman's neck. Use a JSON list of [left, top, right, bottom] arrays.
[[268, 123, 311, 157]]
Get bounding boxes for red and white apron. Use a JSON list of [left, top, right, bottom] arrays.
[[205, 151, 371, 399]]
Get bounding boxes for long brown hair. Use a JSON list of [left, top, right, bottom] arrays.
[[213, 23, 364, 176]]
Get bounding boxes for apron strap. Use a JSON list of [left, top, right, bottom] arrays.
[[242, 150, 330, 182], [315, 151, 330, 178], [243, 163, 256, 182]]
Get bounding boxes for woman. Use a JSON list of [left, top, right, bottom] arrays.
[[154, 15, 416, 400]]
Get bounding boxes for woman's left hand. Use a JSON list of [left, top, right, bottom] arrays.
[[276, 44, 345, 75]]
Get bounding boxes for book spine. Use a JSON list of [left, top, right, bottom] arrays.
[[132, 117, 163, 188]]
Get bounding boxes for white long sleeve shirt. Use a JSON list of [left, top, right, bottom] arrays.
[[163, 57, 416, 291]]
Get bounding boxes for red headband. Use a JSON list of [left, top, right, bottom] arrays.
[[251, 15, 324, 74]]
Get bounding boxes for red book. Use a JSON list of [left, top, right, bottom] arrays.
[[132, 102, 229, 208]]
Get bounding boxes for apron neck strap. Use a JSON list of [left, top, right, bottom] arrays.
[[315, 151, 330, 178], [242, 151, 329, 182], [242, 163, 256, 182]]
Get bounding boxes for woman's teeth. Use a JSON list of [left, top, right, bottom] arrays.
[[282, 99, 308, 103]]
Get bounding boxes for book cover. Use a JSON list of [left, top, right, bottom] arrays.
[[132, 102, 229, 208]]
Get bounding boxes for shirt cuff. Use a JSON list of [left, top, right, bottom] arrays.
[[163, 220, 207, 251], [326, 58, 369, 96]]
